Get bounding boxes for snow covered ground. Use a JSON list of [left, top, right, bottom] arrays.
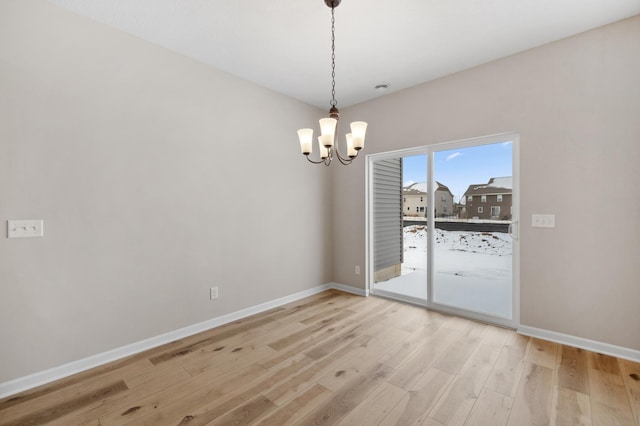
[[374, 225, 513, 318]]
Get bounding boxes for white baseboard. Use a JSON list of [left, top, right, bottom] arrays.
[[328, 282, 369, 297], [0, 283, 343, 399], [518, 325, 640, 363]]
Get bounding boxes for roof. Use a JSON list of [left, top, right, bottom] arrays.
[[464, 177, 513, 196], [403, 181, 453, 196]]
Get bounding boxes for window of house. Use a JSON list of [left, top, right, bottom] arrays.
[[403, 197, 406, 202], [420, 196, 423, 202], [416, 207, 419, 212], [419, 207, 425, 212], [478, 207, 483, 213], [407, 207, 410, 211], [443, 206, 447, 212], [467, 196, 472, 202], [497, 194, 503, 202], [441, 196, 446, 202], [481, 195, 487, 202], [491, 206, 500, 217]]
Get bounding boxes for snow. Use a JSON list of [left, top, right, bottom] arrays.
[[489, 176, 512, 189], [402, 225, 511, 270], [471, 176, 513, 191], [404, 181, 444, 193], [374, 225, 513, 319]]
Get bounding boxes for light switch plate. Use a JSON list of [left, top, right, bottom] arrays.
[[7, 220, 44, 238], [531, 214, 555, 228]]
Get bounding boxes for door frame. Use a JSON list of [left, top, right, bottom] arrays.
[[366, 132, 520, 329]]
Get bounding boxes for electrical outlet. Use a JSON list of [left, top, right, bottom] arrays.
[[210, 287, 219, 300], [355, 265, 360, 275]]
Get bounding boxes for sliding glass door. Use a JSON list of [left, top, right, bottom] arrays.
[[367, 134, 519, 327]]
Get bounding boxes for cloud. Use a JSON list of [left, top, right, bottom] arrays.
[[446, 152, 462, 161]]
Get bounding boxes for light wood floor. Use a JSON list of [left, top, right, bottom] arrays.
[[1, 290, 639, 425]]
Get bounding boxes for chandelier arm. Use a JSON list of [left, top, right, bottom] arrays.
[[335, 154, 354, 165], [305, 155, 328, 165], [331, 130, 359, 164], [334, 145, 357, 165]]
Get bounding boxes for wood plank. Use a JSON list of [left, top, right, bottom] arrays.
[[46, 367, 193, 426], [126, 358, 299, 426], [267, 309, 357, 351], [254, 384, 334, 426], [418, 417, 446, 426], [506, 362, 554, 426], [588, 368, 635, 425], [432, 323, 485, 375], [336, 382, 405, 426], [297, 293, 365, 325], [385, 303, 431, 333], [0, 348, 167, 411], [148, 315, 277, 365], [388, 326, 459, 390], [264, 335, 374, 405], [315, 324, 408, 393], [618, 358, 640, 425], [526, 337, 559, 369], [550, 386, 592, 426], [295, 362, 393, 425], [429, 343, 501, 426], [482, 325, 511, 348], [587, 351, 622, 375], [1, 381, 128, 426], [260, 320, 361, 370], [557, 345, 590, 394], [100, 363, 266, 425], [464, 388, 512, 426], [379, 368, 453, 426], [378, 325, 434, 370], [303, 323, 365, 361], [183, 342, 276, 377], [484, 332, 528, 398], [207, 394, 276, 425]]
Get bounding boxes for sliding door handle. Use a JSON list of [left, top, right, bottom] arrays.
[[508, 220, 519, 240]]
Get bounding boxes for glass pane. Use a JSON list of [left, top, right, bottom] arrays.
[[372, 154, 428, 302], [432, 142, 513, 318]]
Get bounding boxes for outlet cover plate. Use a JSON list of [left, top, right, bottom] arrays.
[[8, 220, 44, 238], [531, 214, 555, 228]]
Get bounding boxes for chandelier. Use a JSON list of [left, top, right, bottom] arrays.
[[297, 0, 367, 166]]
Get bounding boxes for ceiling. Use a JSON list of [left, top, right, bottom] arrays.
[[48, 0, 640, 109]]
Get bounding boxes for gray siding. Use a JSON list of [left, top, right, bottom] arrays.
[[372, 158, 403, 272]]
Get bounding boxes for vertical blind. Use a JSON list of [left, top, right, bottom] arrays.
[[372, 158, 403, 275]]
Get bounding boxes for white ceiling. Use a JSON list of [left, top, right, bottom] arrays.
[[48, 0, 640, 109]]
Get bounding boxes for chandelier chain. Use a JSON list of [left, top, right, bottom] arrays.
[[330, 7, 337, 107]]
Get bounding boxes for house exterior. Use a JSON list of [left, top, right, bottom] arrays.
[[463, 177, 512, 220], [403, 181, 454, 218]]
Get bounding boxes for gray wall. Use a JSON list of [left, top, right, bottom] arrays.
[[0, 0, 332, 382], [332, 16, 640, 351]]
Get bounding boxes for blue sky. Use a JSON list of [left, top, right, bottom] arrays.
[[403, 142, 512, 202]]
